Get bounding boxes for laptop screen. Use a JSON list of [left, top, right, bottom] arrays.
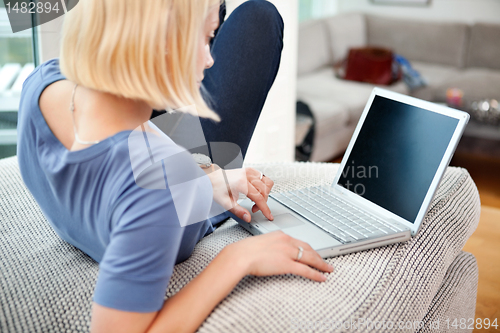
[[337, 95, 459, 223]]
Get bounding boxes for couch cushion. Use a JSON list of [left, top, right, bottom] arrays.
[[433, 68, 500, 104], [366, 15, 469, 68], [467, 22, 500, 71], [297, 70, 350, 136], [410, 61, 463, 101], [324, 13, 367, 64], [300, 97, 348, 138], [297, 19, 332, 76], [311, 123, 357, 162], [297, 67, 408, 128]]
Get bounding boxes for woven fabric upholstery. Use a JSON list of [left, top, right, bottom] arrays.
[[0, 157, 479, 332], [418, 252, 478, 333]]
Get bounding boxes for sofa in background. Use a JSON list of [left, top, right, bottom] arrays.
[[297, 13, 500, 161], [0, 156, 480, 332]]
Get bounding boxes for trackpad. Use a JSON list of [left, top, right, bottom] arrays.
[[268, 213, 304, 229]]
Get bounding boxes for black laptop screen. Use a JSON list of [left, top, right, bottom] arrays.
[[337, 95, 459, 223]]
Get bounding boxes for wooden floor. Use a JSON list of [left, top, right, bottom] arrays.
[[451, 154, 500, 208], [331, 153, 500, 332], [453, 154, 500, 332], [463, 206, 500, 331]]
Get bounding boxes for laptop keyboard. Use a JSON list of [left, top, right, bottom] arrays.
[[270, 186, 406, 244]]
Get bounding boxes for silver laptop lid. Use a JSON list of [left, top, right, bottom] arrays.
[[332, 88, 469, 236]]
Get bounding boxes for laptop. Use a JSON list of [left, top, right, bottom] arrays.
[[233, 88, 469, 258]]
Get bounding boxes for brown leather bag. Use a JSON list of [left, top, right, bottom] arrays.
[[343, 47, 398, 85]]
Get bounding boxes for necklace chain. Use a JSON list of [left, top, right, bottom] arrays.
[[70, 84, 101, 145]]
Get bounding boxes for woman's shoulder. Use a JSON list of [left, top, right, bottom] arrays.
[[17, 59, 65, 143], [21, 59, 63, 92], [18, 59, 62, 113]]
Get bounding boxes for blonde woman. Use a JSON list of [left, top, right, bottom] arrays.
[[17, 0, 334, 332]]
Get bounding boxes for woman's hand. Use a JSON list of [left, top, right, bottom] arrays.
[[224, 231, 334, 282], [206, 166, 275, 222]]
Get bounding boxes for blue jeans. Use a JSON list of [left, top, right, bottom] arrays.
[[200, 0, 284, 158], [205, 0, 284, 229]]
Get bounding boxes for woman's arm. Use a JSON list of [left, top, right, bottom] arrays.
[[90, 245, 243, 333], [147, 244, 248, 333], [91, 232, 334, 333]]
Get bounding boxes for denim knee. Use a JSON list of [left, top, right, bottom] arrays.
[[232, 0, 284, 43]]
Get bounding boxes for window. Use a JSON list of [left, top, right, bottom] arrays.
[[0, 2, 35, 158], [299, 0, 338, 22]]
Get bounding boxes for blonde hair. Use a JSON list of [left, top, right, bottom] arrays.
[[60, 0, 221, 121]]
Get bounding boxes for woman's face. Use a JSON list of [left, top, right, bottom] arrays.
[[196, 5, 220, 88]]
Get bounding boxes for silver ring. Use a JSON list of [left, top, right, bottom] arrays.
[[259, 171, 264, 180], [296, 246, 304, 261]]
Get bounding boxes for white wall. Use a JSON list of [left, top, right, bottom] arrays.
[[337, 0, 500, 24], [37, 15, 64, 63], [227, 0, 298, 164]]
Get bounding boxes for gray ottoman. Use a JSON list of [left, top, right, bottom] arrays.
[[0, 157, 480, 332]]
